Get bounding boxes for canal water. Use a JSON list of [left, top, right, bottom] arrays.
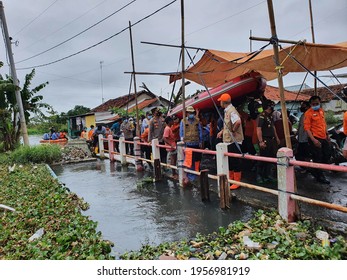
[[51, 160, 256, 257]]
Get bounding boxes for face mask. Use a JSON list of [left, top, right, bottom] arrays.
[[311, 105, 320, 111], [257, 107, 263, 113], [188, 113, 195, 119], [147, 115, 152, 120]]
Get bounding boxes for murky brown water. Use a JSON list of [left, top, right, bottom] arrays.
[[51, 160, 256, 257]]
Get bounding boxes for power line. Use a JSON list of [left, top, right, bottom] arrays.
[[14, 0, 60, 36], [17, 0, 177, 70], [17, 0, 110, 53], [16, 0, 137, 64]]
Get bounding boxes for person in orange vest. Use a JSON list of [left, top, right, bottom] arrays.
[[163, 116, 177, 179], [171, 114, 180, 142], [140, 123, 152, 167], [59, 130, 68, 139], [87, 125, 95, 141], [80, 128, 87, 139], [217, 93, 244, 190], [304, 95, 331, 184]]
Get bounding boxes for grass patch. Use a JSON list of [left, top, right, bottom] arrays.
[[6, 145, 62, 164], [0, 163, 114, 260]]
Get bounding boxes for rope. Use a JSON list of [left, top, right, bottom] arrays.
[[279, 41, 301, 67]]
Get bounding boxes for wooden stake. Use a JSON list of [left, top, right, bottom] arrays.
[[219, 174, 228, 209], [200, 169, 210, 201], [153, 159, 162, 181]]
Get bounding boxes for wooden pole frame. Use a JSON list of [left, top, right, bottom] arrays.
[[129, 21, 140, 137], [180, 0, 186, 136], [308, 0, 317, 95]]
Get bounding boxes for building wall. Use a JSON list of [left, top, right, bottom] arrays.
[[85, 115, 95, 129]]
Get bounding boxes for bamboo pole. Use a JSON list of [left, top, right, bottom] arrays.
[[249, 36, 304, 45], [308, 0, 317, 95], [141, 41, 205, 51], [129, 21, 140, 137], [180, 0, 186, 136], [266, 0, 292, 150], [266, 0, 300, 219]]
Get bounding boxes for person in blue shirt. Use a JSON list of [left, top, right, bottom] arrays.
[[179, 106, 203, 184], [51, 132, 59, 140]]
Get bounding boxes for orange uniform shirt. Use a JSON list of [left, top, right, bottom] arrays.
[[141, 127, 149, 143], [304, 108, 327, 139]]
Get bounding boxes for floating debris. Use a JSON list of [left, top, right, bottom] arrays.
[[28, 228, 44, 242], [0, 204, 16, 212]]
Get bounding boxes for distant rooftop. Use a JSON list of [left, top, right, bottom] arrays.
[[285, 83, 312, 92]]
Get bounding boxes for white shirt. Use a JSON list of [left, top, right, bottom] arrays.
[[224, 104, 240, 124]]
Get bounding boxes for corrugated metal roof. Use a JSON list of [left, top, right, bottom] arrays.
[[264, 85, 311, 101]]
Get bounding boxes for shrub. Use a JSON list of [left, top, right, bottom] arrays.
[[325, 110, 340, 126], [10, 145, 62, 164]]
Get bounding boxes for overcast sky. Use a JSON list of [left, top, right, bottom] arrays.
[[1, 0, 346, 113]]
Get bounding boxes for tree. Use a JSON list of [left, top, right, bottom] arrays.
[[0, 69, 50, 151], [66, 105, 91, 117]]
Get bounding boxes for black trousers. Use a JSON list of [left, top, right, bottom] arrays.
[[257, 137, 277, 178], [228, 142, 242, 172], [308, 137, 331, 177]]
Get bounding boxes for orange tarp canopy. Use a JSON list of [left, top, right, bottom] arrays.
[[170, 41, 347, 88]]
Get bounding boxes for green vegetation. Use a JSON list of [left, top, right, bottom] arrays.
[[120, 210, 346, 260], [0, 69, 51, 151], [325, 110, 341, 126], [1, 144, 62, 164], [0, 163, 113, 260]]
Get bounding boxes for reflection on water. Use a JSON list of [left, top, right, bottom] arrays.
[[51, 160, 255, 256]]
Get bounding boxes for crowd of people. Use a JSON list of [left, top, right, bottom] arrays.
[[82, 96, 347, 187], [42, 127, 68, 141]]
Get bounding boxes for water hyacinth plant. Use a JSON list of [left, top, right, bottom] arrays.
[[0, 164, 113, 260], [120, 210, 347, 260]]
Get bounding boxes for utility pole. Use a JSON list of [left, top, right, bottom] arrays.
[[100, 61, 104, 103], [0, 1, 29, 145]]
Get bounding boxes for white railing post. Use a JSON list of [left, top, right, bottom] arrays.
[[108, 134, 114, 161], [98, 134, 104, 157], [277, 147, 297, 222], [151, 138, 160, 161], [177, 141, 186, 186], [216, 143, 230, 197], [119, 136, 127, 165], [134, 136, 143, 171]]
